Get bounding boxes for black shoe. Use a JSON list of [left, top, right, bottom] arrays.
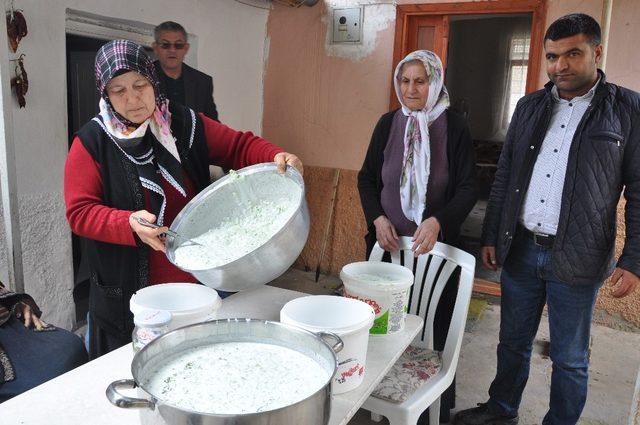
[[453, 403, 519, 425]]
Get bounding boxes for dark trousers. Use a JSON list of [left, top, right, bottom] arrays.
[[0, 316, 87, 402], [487, 234, 600, 425]]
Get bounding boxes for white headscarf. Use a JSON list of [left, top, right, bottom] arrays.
[[393, 50, 450, 225]]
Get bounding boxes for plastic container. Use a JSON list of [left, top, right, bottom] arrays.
[[340, 262, 414, 335], [130, 283, 222, 331], [132, 309, 171, 352], [280, 295, 375, 394]]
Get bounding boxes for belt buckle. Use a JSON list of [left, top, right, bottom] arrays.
[[533, 232, 547, 247]]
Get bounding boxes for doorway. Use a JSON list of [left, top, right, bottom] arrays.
[[446, 14, 532, 198], [66, 34, 107, 323], [65, 34, 156, 323], [391, 1, 547, 291]]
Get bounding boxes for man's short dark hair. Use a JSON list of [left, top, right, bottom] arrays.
[[544, 13, 601, 46], [154, 21, 188, 42]]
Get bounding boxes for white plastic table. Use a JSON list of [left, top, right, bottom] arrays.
[[0, 285, 423, 425]]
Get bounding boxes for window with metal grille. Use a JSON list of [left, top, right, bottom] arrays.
[[506, 33, 530, 123]]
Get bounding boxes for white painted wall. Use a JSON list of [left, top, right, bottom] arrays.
[[0, 0, 269, 328]]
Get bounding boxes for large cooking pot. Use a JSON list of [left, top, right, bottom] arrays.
[[166, 163, 310, 292], [107, 319, 342, 425]]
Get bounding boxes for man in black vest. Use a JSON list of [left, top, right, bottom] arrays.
[[455, 13, 640, 425], [153, 21, 219, 121]]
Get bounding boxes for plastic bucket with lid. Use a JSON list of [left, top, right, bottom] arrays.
[[280, 295, 375, 394], [340, 262, 414, 335], [130, 283, 222, 331]]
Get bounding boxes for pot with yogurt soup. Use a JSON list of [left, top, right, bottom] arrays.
[[107, 318, 343, 425]]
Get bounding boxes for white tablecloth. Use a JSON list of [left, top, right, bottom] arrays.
[[0, 285, 423, 425]]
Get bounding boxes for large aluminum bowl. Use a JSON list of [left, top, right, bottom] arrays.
[[165, 163, 309, 291], [107, 319, 343, 425]]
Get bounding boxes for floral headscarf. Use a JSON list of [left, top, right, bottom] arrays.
[[94, 39, 179, 162], [393, 50, 450, 225], [93, 40, 187, 226]]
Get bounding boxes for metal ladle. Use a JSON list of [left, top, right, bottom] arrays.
[[133, 216, 205, 247]]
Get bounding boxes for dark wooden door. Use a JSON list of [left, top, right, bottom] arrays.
[[66, 34, 106, 322], [67, 35, 104, 145]]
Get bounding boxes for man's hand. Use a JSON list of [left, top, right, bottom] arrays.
[[274, 152, 303, 175], [481, 246, 498, 271], [373, 215, 399, 252], [15, 302, 47, 331], [608, 267, 640, 298], [411, 217, 440, 257]]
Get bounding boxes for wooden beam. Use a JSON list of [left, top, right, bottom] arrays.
[[526, 0, 548, 93], [473, 278, 501, 297], [397, 0, 544, 15]]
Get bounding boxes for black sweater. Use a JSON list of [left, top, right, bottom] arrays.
[[358, 108, 478, 254]]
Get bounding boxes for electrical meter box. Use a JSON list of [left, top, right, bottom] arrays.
[[332, 7, 363, 44]]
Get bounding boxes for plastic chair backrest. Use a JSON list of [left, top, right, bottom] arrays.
[[369, 237, 476, 351]]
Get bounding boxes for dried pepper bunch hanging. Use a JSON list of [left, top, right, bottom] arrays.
[[11, 54, 28, 108], [6, 10, 27, 53]]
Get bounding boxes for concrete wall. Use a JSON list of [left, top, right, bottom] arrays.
[[597, 0, 640, 329], [0, 0, 269, 328], [263, 0, 640, 326], [605, 0, 640, 92]]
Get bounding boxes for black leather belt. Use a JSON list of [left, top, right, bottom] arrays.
[[518, 225, 555, 248]]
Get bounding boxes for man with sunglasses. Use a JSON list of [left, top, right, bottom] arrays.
[[153, 21, 219, 121]]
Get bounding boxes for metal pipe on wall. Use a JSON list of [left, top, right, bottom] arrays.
[[600, 0, 614, 71]]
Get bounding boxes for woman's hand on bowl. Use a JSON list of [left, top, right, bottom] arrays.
[[274, 152, 304, 175], [129, 210, 168, 253], [374, 215, 399, 252]]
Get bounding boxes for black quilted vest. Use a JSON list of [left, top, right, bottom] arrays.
[[482, 71, 640, 284]]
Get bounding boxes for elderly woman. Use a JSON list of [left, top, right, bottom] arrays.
[[64, 40, 302, 359], [358, 50, 477, 422]]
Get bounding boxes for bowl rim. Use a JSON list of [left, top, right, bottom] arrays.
[[165, 163, 306, 272], [280, 295, 375, 335]]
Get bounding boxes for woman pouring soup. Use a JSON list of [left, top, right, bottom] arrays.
[[64, 40, 302, 359]]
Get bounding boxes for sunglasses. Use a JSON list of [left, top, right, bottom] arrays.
[[158, 42, 187, 50]]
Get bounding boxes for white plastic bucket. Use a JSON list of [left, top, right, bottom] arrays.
[[130, 283, 222, 331], [280, 295, 375, 394], [340, 262, 414, 335]]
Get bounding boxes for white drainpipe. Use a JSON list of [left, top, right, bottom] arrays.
[[600, 0, 614, 71]]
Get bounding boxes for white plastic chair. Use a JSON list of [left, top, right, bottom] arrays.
[[363, 237, 476, 425]]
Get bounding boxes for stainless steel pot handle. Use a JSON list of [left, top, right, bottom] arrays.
[[106, 379, 155, 409], [316, 331, 343, 353]]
